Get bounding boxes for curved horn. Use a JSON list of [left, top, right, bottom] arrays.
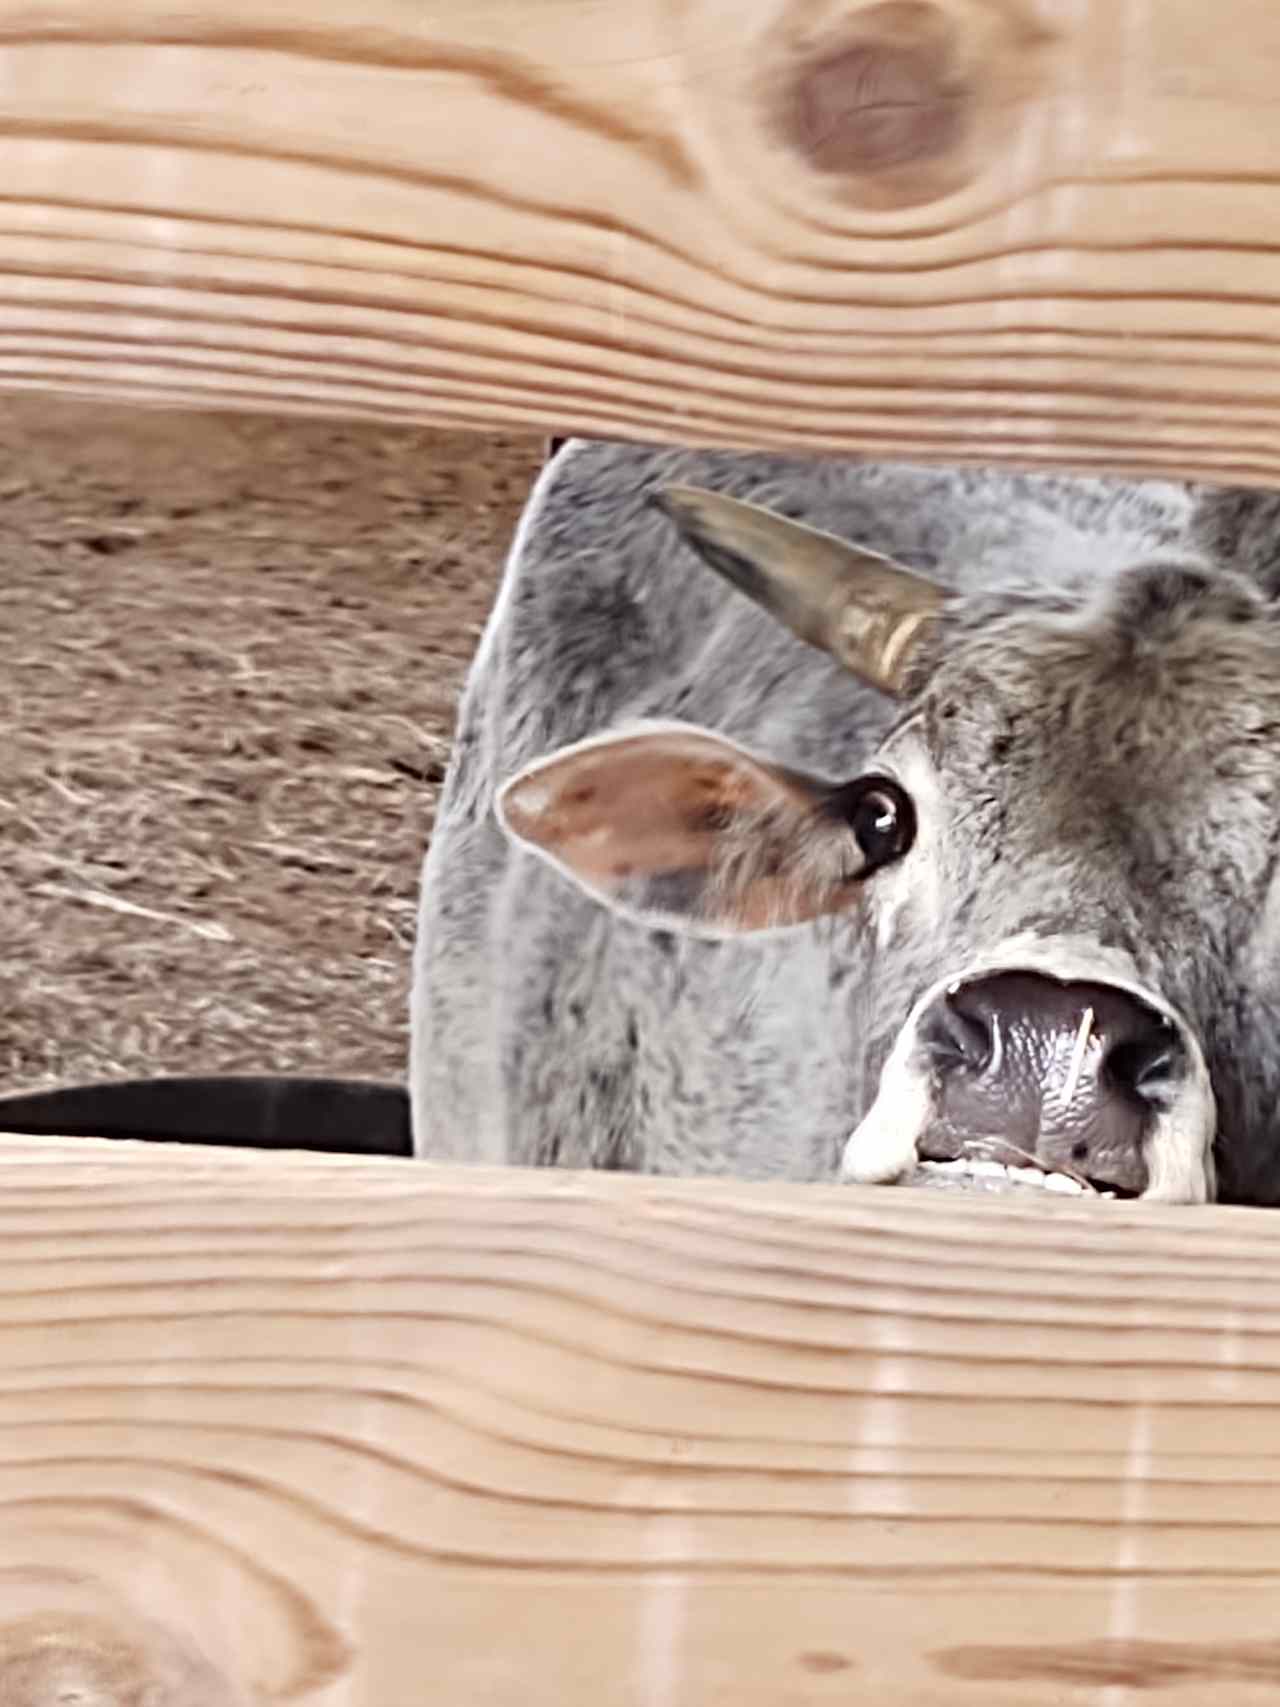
[[652, 484, 944, 695]]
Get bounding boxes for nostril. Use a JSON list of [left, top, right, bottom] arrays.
[[922, 988, 994, 1072], [1105, 1022, 1184, 1108]]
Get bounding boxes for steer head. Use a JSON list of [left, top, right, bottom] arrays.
[[497, 483, 1280, 1207]]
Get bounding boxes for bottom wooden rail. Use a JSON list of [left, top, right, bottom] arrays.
[[0, 1137, 1277, 1705]]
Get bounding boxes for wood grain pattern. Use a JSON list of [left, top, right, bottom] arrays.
[[2, 0, 1280, 476], [3, 1135, 1280, 1704]]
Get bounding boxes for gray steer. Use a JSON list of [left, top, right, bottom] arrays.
[[411, 441, 1280, 1205]]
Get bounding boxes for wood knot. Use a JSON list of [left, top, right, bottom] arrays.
[[0, 1612, 245, 1707], [767, 0, 1052, 209], [786, 2, 966, 175]]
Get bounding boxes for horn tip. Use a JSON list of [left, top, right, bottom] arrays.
[[649, 483, 699, 519], [649, 486, 718, 549]]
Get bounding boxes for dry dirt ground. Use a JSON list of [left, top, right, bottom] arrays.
[[0, 394, 543, 1095]]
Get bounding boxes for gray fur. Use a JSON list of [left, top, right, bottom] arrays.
[[411, 442, 1280, 1204]]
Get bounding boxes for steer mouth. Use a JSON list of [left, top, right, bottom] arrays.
[[840, 965, 1216, 1204], [908, 1157, 1137, 1199]]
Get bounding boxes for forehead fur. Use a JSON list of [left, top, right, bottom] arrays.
[[921, 556, 1280, 750], [904, 554, 1280, 929]]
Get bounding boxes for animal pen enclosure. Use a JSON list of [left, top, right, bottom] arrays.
[[4, 0, 1280, 1702]]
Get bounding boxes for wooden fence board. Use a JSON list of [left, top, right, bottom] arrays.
[[1, 1, 1280, 475], [2, 1137, 1279, 1704]]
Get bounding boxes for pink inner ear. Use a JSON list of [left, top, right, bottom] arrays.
[[500, 734, 754, 888], [498, 728, 865, 932]]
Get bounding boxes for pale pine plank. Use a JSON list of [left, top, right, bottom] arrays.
[[1, 1137, 1279, 1703], [0, 0, 1280, 475]]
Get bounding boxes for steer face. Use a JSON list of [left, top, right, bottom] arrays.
[[497, 488, 1280, 1206]]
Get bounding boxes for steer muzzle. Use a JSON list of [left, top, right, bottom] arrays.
[[842, 965, 1215, 1202], [916, 972, 1181, 1195]]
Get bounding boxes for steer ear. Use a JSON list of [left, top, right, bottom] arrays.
[[496, 725, 867, 935]]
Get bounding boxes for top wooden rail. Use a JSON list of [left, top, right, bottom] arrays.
[[3, 1136, 1280, 1706], [2, 0, 1280, 480]]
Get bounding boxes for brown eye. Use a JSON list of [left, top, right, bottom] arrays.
[[831, 775, 916, 875]]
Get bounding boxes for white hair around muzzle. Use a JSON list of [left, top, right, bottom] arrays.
[[840, 941, 1217, 1204]]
